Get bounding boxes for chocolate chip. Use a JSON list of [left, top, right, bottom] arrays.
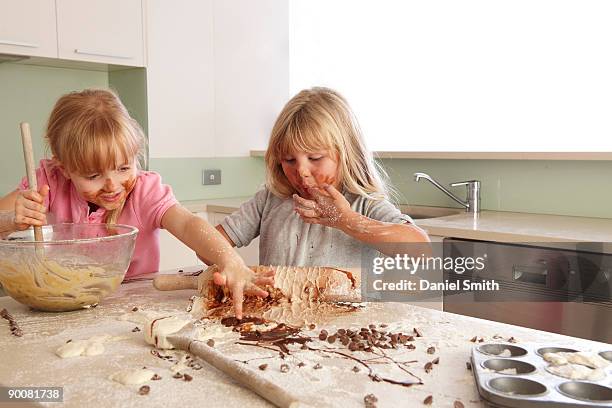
[[132, 327, 141, 332], [432, 357, 440, 364], [351, 366, 360, 373], [380, 323, 388, 328], [0, 309, 11, 320], [258, 364, 268, 371], [424, 362, 433, 373], [413, 328, 423, 337], [466, 361, 472, 371], [183, 374, 193, 382], [470, 336, 478, 342], [327, 335, 337, 344], [132, 306, 139, 312], [507, 337, 517, 343], [364, 393, 378, 408], [297, 362, 305, 368], [173, 372, 183, 379], [206, 339, 215, 347], [368, 324, 376, 330], [138, 385, 150, 395], [318, 331, 328, 341], [423, 395, 433, 405], [280, 364, 290, 373], [151, 374, 162, 380], [427, 346, 435, 354], [66, 339, 72, 343], [337, 328, 346, 335], [313, 363, 322, 370], [309, 324, 316, 330]]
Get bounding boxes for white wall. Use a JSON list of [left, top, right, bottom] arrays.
[[146, 0, 289, 158], [290, 0, 612, 152]]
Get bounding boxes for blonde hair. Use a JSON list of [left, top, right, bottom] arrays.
[[45, 88, 146, 224], [265, 87, 390, 200]]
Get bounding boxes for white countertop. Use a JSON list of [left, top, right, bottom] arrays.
[[180, 197, 612, 243], [1, 277, 609, 407]]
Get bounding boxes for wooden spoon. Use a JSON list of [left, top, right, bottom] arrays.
[[20, 122, 44, 244]]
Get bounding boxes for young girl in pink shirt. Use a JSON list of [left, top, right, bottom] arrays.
[[0, 89, 269, 318]]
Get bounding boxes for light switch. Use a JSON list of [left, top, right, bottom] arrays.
[[202, 169, 221, 185]]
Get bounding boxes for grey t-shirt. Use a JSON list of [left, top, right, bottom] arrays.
[[220, 187, 412, 268]]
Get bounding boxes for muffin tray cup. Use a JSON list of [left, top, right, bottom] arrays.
[[471, 343, 612, 408]]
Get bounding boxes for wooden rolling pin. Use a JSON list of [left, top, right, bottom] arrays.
[[168, 334, 310, 408], [153, 266, 360, 303], [153, 274, 199, 291]]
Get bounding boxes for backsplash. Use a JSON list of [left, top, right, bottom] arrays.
[[383, 158, 612, 219], [149, 157, 265, 201], [0, 62, 146, 194], [151, 156, 612, 219]]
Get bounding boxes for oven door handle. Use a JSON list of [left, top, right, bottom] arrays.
[[513, 263, 548, 285]]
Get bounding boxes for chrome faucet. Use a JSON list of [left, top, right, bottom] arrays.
[[414, 172, 481, 213]]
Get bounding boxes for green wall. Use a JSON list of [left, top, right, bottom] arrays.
[[149, 157, 266, 200], [0, 63, 108, 193], [0, 62, 147, 194], [150, 156, 612, 219], [381, 159, 612, 219]]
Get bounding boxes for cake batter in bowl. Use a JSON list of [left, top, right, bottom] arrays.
[[0, 223, 137, 311]]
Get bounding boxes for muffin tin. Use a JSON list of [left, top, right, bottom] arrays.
[[471, 342, 612, 407]]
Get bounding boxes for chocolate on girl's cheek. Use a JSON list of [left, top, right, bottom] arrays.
[[82, 191, 98, 201], [122, 177, 137, 195]]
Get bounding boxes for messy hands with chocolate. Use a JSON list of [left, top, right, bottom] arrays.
[[292, 184, 356, 229]]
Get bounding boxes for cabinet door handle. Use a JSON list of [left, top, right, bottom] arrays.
[[74, 49, 131, 59], [0, 40, 38, 48]]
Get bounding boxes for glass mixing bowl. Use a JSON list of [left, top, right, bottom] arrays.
[[0, 223, 138, 311]]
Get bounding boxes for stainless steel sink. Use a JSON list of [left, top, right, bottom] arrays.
[[399, 205, 463, 220]]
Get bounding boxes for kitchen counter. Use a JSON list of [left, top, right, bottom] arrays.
[[416, 211, 612, 243], [1, 276, 610, 407], [180, 197, 612, 243]]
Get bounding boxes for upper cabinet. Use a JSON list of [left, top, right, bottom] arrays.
[[0, 0, 145, 67], [0, 0, 57, 58], [56, 0, 145, 66]]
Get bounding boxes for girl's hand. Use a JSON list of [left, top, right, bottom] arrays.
[[212, 262, 274, 319], [14, 185, 49, 230], [293, 184, 355, 229]]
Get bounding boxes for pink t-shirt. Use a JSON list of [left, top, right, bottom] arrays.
[[19, 159, 179, 279]]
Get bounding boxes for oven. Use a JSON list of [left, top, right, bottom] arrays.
[[442, 238, 612, 343]]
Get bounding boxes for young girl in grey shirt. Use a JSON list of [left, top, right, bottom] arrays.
[[214, 87, 429, 269]]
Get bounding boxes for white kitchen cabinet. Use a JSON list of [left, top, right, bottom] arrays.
[[158, 228, 199, 272], [56, 0, 145, 66], [203, 211, 260, 266], [145, 0, 288, 158], [0, 0, 57, 58]]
